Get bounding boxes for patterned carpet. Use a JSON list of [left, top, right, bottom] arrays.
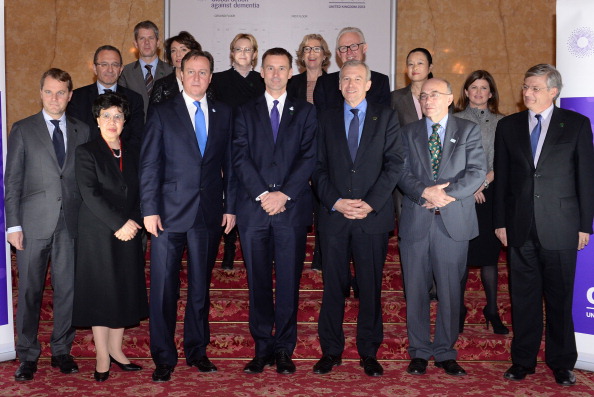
[[3, 234, 594, 395]]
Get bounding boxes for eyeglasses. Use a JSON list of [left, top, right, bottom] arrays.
[[99, 112, 125, 123], [419, 91, 452, 101], [337, 43, 365, 53], [233, 47, 253, 53], [95, 62, 122, 69], [522, 85, 548, 93], [303, 46, 323, 53]]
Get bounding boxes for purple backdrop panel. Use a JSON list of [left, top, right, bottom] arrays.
[[561, 97, 594, 334], [0, 94, 7, 326]]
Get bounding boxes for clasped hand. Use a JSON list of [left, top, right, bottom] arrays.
[[334, 199, 373, 219], [421, 183, 455, 208], [260, 192, 288, 216], [115, 219, 142, 241]]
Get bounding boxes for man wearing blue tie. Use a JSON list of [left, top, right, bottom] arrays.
[[140, 50, 236, 382], [233, 47, 317, 375]]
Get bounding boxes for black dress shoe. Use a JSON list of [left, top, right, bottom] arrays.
[[243, 355, 275, 374], [94, 369, 110, 382], [188, 356, 217, 372], [275, 351, 296, 374], [152, 364, 174, 382], [313, 355, 341, 374], [110, 355, 142, 371], [14, 361, 37, 381], [360, 356, 383, 376], [406, 358, 428, 375], [553, 369, 576, 386], [503, 364, 535, 381], [51, 354, 79, 374], [435, 359, 467, 376]]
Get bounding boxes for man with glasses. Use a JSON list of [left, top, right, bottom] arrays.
[[313, 27, 390, 112], [494, 64, 594, 386], [68, 45, 144, 155], [398, 78, 486, 377]]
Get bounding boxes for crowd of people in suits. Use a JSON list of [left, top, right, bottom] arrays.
[[5, 19, 593, 389]]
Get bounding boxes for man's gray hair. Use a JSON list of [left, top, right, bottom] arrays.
[[339, 60, 371, 81], [336, 27, 366, 50], [525, 64, 563, 100]]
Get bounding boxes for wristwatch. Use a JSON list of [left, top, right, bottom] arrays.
[[483, 180, 489, 190]]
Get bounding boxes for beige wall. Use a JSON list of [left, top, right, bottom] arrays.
[[5, 0, 555, 129]]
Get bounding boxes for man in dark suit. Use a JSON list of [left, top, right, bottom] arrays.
[[140, 50, 236, 382], [312, 60, 404, 377], [313, 27, 390, 112], [118, 20, 173, 118], [233, 47, 317, 375], [67, 45, 144, 155], [494, 64, 594, 386], [5, 68, 90, 381], [399, 78, 486, 377]]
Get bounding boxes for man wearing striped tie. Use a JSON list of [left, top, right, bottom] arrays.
[[398, 78, 486, 378]]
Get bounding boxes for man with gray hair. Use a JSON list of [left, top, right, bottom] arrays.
[[494, 64, 594, 386], [313, 27, 390, 112]]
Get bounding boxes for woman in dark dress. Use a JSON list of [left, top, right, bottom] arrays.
[[73, 93, 148, 381], [454, 70, 508, 334], [210, 33, 265, 269], [287, 33, 331, 104]]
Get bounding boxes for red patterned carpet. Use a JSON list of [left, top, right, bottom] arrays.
[[2, 234, 594, 396]]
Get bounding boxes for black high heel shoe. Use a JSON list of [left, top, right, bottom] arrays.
[[94, 369, 110, 382], [110, 355, 142, 371], [459, 306, 468, 334], [483, 307, 509, 335]]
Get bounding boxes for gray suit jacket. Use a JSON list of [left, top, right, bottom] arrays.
[[4, 112, 90, 239], [398, 116, 486, 242], [119, 59, 173, 117]]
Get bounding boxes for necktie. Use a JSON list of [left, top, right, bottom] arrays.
[[193, 101, 207, 156], [145, 64, 154, 96], [531, 114, 542, 158], [347, 109, 360, 162], [50, 119, 65, 167], [103, 88, 112, 93], [270, 100, 280, 142], [429, 123, 442, 181]]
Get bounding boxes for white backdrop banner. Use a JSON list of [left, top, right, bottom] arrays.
[[557, 0, 594, 372], [0, 0, 16, 363]]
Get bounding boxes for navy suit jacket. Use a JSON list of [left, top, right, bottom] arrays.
[[140, 93, 236, 232], [67, 83, 145, 155], [233, 94, 317, 227], [313, 70, 390, 113]]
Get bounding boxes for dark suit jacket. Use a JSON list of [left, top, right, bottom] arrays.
[[233, 95, 317, 227], [5, 112, 90, 239], [493, 107, 594, 250], [287, 71, 327, 102], [312, 102, 404, 234], [391, 84, 420, 126], [119, 59, 173, 117], [149, 72, 179, 105], [210, 68, 265, 109], [313, 70, 390, 112], [140, 93, 236, 232], [67, 83, 144, 155], [399, 116, 486, 242]]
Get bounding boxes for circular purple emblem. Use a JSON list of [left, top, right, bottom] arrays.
[[567, 27, 594, 58]]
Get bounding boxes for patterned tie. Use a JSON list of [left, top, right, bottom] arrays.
[[347, 109, 360, 162], [270, 100, 280, 142], [50, 119, 66, 167], [429, 123, 442, 181], [531, 114, 542, 158], [145, 64, 154, 96], [193, 101, 207, 156]]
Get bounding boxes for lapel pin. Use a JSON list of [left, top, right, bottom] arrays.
[[559, 122, 564, 127], [212, 108, 216, 113], [450, 138, 456, 143], [372, 116, 378, 120], [289, 106, 294, 115]]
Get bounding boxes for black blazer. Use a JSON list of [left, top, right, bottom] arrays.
[[313, 70, 390, 112], [286, 71, 327, 102], [149, 72, 179, 105], [493, 107, 594, 250], [312, 102, 404, 234], [67, 84, 144, 155], [391, 84, 420, 126], [211, 68, 265, 108]]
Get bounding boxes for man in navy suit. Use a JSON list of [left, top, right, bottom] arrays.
[[494, 64, 594, 386], [140, 50, 236, 382], [68, 45, 144, 155], [233, 47, 317, 375], [312, 60, 404, 377]]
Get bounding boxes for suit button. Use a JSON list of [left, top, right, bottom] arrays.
[[60, 175, 63, 179], [534, 194, 540, 198], [57, 197, 62, 201], [351, 169, 356, 173], [534, 173, 540, 178], [268, 184, 274, 188]]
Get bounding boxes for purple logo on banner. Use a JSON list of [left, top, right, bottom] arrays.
[[0, 94, 7, 326], [561, 97, 594, 334]]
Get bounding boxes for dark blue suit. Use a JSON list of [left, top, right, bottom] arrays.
[[233, 94, 317, 356], [140, 93, 235, 366]]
